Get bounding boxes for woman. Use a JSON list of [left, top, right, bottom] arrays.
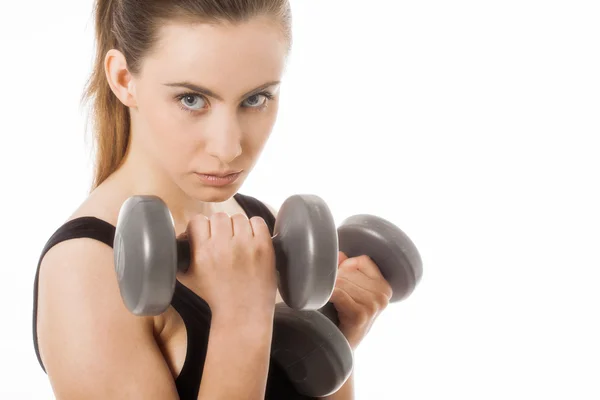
[[32, 0, 393, 398]]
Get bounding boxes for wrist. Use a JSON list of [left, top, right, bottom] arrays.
[[211, 305, 274, 332]]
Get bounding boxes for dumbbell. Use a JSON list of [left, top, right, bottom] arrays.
[[319, 214, 423, 326], [113, 194, 339, 316], [275, 214, 423, 398]]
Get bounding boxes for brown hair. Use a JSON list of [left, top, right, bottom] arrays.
[[81, 0, 292, 192]]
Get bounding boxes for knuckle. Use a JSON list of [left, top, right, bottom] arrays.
[[187, 217, 207, 238], [257, 237, 274, 254], [357, 309, 370, 325], [191, 244, 209, 262], [254, 241, 274, 264], [366, 301, 379, 315], [376, 292, 390, 308], [384, 283, 394, 300]]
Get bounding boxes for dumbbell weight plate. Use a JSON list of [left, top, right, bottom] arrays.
[[337, 214, 423, 302], [274, 194, 339, 310], [272, 303, 354, 397], [114, 195, 178, 316]]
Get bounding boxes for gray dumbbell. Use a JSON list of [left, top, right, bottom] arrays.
[[113, 194, 339, 316], [276, 214, 423, 397], [320, 214, 423, 325]]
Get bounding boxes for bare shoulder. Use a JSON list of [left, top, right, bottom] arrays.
[[37, 185, 148, 336], [36, 202, 150, 365], [37, 235, 136, 343], [35, 189, 178, 398], [36, 234, 178, 398]]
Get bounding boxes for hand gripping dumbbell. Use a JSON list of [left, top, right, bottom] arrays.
[[271, 214, 423, 397], [319, 214, 424, 325], [113, 194, 340, 316]]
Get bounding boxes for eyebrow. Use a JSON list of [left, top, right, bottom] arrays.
[[163, 80, 281, 101]]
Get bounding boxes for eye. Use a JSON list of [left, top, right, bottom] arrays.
[[180, 94, 207, 111], [242, 93, 273, 108]]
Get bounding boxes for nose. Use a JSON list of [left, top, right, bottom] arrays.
[[204, 109, 243, 164]]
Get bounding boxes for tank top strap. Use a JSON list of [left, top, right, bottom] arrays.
[[233, 193, 276, 235]]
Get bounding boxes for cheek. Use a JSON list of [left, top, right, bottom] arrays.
[[143, 98, 197, 169], [241, 104, 279, 151]]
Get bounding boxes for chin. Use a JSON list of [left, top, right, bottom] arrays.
[[185, 182, 243, 203]]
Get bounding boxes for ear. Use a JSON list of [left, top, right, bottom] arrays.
[[104, 49, 137, 108]]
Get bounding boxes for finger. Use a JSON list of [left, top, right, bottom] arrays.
[[231, 212, 252, 239], [249, 216, 270, 240], [329, 286, 361, 318], [337, 273, 391, 310], [209, 212, 233, 239], [343, 255, 387, 282], [336, 275, 377, 307], [342, 265, 393, 301], [329, 286, 368, 326], [187, 213, 211, 244], [250, 216, 274, 262], [345, 257, 393, 300]]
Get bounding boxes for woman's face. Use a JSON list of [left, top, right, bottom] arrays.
[[128, 17, 288, 201]]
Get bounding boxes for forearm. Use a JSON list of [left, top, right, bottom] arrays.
[[197, 311, 274, 400], [321, 371, 355, 400]]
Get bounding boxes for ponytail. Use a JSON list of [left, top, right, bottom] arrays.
[[82, 0, 130, 192]]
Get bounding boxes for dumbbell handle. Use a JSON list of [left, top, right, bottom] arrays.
[[175, 234, 283, 273], [318, 302, 340, 326], [175, 239, 192, 273]]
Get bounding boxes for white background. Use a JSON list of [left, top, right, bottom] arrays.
[[1, 0, 599, 398]]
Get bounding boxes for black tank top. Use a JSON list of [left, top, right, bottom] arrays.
[[32, 193, 314, 400]]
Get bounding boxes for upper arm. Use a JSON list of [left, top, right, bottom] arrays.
[[36, 239, 179, 400]]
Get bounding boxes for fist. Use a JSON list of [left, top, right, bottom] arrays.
[[328, 251, 393, 349]]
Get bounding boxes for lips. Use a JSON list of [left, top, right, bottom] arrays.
[[198, 171, 241, 178], [200, 171, 241, 177], [194, 170, 243, 187]]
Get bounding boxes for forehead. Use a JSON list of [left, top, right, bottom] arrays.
[[140, 18, 288, 93]]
